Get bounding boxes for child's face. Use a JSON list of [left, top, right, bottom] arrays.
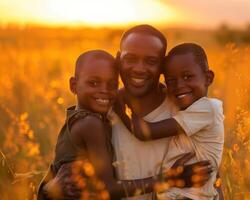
[[164, 53, 212, 110], [71, 58, 118, 114], [119, 33, 163, 97]]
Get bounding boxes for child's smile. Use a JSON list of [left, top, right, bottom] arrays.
[[72, 58, 118, 114]]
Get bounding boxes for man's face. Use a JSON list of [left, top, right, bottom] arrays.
[[119, 33, 164, 97]]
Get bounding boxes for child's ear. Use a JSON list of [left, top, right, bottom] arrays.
[[69, 77, 77, 94], [205, 69, 214, 86], [116, 51, 121, 59], [160, 55, 167, 75], [115, 51, 121, 68]]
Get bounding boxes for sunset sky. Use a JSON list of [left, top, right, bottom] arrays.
[[0, 0, 250, 29]]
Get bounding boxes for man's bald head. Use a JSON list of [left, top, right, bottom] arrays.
[[120, 24, 167, 55]]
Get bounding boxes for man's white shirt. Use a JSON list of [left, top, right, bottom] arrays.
[[111, 95, 177, 200]]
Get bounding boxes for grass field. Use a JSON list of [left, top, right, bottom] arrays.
[[0, 26, 250, 200]]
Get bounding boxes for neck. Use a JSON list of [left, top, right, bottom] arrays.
[[123, 83, 166, 117]]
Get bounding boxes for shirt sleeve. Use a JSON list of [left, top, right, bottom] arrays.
[[173, 97, 214, 136]]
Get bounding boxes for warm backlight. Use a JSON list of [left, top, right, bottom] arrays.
[[0, 0, 177, 26]]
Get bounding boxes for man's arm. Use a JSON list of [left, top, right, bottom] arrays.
[[41, 149, 212, 199], [39, 163, 82, 200]]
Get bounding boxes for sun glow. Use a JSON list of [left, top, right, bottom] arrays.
[[0, 0, 177, 27]]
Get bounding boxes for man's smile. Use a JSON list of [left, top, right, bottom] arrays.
[[130, 77, 148, 87]]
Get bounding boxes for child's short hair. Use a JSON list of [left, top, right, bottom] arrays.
[[165, 43, 209, 71], [75, 50, 116, 78], [120, 24, 167, 55]]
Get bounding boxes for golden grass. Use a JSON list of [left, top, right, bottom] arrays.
[[0, 26, 250, 200]]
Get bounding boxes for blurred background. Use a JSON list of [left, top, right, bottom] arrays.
[[0, 0, 250, 199]]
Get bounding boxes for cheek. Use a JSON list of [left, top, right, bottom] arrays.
[[166, 85, 175, 93], [149, 66, 161, 76], [120, 63, 130, 73]]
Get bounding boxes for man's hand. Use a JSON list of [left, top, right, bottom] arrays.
[[43, 163, 82, 200], [164, 152, 213, 188]]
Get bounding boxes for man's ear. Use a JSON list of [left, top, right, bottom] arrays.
[[69, 77, 77, 94], [205, 70, 214, 86]]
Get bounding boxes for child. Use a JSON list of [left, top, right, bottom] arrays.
[[127, 43, 224, 200], [37, 50, 174, 200]]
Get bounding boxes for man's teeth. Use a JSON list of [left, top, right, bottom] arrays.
[[96, 98, 109, 104], [131, 78, 146, 83]]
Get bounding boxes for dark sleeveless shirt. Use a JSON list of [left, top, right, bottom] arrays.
[[37, 106, 114, 200], [52, 106, 113, 174]]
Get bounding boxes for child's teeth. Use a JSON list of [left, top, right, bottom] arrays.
[[177, 94, 187, 99], [96, 99, 109, 103]]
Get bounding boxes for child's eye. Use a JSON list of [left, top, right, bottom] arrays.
[[88, 80, 99, 86], [183, 75, 193, 80]]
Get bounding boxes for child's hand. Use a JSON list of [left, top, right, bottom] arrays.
[[131, 115, 151, 141]]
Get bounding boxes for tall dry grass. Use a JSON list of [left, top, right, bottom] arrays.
[[0, 26, 249, 200]]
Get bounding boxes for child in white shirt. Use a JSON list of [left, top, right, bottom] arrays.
[[128, 43, 224, 200]]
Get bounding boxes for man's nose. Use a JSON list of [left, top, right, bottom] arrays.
[[132, 60, 146, 73]]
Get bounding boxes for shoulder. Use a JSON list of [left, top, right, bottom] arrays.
[[207, 98, 223, 111], [185, 97, 216, 112], [199, 97, 224, 116], [70, 115, 106, 141], [206, 97, 224, 122], [186, 97, 224, 124]]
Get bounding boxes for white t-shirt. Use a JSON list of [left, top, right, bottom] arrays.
[[111, 95, 177, 200], [158, 97, 224, 200]]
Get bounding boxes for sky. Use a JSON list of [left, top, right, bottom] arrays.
[[0, 0, 250, 29]]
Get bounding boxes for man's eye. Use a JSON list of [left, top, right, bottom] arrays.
[[145, 58, 158, 65], [124, 56, 137, 64]]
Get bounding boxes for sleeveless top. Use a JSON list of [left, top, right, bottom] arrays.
[[52, 105, 113, 173], [37, 106, 114, 200]]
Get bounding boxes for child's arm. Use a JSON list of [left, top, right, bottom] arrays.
[[131, 115, 183, 141], [112, 96, 181, 140]]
